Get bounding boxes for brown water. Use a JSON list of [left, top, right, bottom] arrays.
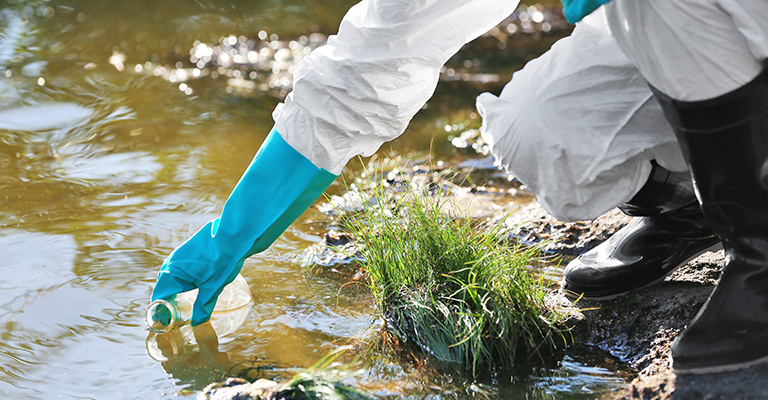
[[0, 1, 628, 399]]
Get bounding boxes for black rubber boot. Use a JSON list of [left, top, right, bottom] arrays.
[[652, 69, 768, 375], [562, 162, 721, 300]]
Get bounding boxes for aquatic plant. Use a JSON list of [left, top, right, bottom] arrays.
[[267, 348, 373, 400], [339, 165, 569, 377], [203, 348, 374, 400]]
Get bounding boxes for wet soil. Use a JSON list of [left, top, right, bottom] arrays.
[[506, 203, 768, 400]]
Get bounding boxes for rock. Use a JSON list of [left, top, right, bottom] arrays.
[[499, 202, 632, 255], [618, 364, 768, 400], [199, 378, 278, 400], [297, 231, 362, 269], [570, 280, 712, 375]]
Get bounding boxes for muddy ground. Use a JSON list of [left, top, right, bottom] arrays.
[[506, 203, 768, 400]]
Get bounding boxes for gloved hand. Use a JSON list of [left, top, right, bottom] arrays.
[[561, 0, 611, 23], [150, 127, 338, 326]]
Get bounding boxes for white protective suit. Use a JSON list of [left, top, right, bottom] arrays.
[[605, 0, 768, 102], [273, 0, 768, 222]]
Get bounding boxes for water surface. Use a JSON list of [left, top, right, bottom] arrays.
[[0, 1, 628, 398]]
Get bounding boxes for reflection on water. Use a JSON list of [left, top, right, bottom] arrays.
[[0, 103, 92, 131], [0, 0, 627, 399], [137, 31, 327, 98], [146, 323, 235, 388]]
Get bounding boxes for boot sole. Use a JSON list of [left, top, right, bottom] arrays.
[[561, 241, 723, 301], [673, 353, 768, 375]]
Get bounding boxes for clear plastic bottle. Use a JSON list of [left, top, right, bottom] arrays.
[[145, 273, 253, 334]]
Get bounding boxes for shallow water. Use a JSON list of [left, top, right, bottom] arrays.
[[0, 1, 628, 399]]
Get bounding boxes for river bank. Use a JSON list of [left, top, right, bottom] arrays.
[[307, 162, 768, 399], [200, 158, 768, 399], [506, 203, 768, 400]]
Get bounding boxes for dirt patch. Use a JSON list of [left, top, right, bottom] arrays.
[[508, 203, 768, 400]]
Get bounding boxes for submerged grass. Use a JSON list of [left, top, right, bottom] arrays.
[[269, 348, 374, 400], [210, 348, 375, 400], [339, 164, 569, 377]]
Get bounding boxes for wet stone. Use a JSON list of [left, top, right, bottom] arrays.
[[200, 378, 278, 400], [296, 231, 363, 277], [302, 161, 533, 274], [498, 202, 632, 255]]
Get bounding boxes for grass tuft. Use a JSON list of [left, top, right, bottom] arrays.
[[269, 347, 374, 400], [339, 163, 569, 376]]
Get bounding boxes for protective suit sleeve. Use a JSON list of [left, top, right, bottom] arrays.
[[476, 8, 686, 221], [273, 0, 520, 174]]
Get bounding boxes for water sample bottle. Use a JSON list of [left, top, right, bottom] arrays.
[[145, 273, 253, 334]]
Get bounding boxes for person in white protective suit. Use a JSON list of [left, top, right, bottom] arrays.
[[150, 0, 768, 375]]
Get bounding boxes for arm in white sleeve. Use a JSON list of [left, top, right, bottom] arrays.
[[273, 0, 520, 174]]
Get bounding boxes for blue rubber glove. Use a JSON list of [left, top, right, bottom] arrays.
[[561, 0, 611, 23], [151, 127, 338, 326]]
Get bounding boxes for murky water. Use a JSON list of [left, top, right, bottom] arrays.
[[0, 1, 628, 399]]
